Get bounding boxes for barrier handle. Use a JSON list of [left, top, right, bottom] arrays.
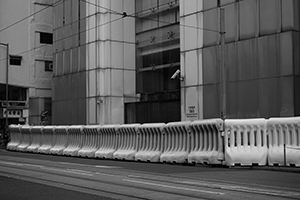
[[284, 143, 286, 167]]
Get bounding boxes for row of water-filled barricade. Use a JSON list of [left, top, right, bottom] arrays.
[[6, 117, 300, 167]]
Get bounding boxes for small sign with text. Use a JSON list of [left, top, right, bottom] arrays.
[[186, 105, 198, 119]]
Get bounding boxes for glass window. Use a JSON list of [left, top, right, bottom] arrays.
[[9, 55, 22, 66], [40, 32, 53, 44]]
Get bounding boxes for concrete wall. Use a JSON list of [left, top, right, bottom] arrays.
[[29, 0, 53, 124], [0, 0, 31, 87], [0, 0, 53, 125]]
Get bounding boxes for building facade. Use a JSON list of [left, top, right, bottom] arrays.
[[125, 0, 181, 123], [52, 0, 136, 125], [189, 0, 300, 119], [53, 0, 300, 125], [0, 0, 53, 129]]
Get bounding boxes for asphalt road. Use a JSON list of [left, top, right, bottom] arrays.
[[0, 150, 300, 200], [0, 176, 114, 200]]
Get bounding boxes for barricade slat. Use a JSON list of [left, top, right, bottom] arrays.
[[63, 125, 83, 156], [268, 117, 300, 167], [49, 126, 68, 155], [135, 123, 165, 162], [113, 124, 140, 160], [225, 119, 267, 166], [78, 125, 100, 157], [188, 119, 224, 165], [37, 126, 54, 154], [17, 125, 32, 152], [27, 126, 43, 153], [7, 125, 21, 151], [160, 121, 191, 164], [95, 125, 119, 159]]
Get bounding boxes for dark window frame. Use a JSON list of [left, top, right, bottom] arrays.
[[45, 61, 53, 72], [40, 32, 53, 44], [9, 55, 22, 66]]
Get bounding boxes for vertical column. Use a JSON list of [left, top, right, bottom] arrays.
[[86, 0, 97, 124], [180, 0, 204, 121], [95, 0, 136, 125]]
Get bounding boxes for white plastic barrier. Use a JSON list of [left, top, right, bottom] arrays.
[[225, 119, 268, 166], [268, 117, 300, 167], [37, 126, 54, 154], [7, 124, 21, 151], [27, 126, 43, 153], [49, 126, 68, 155], [135, 123, 165, 162], [95, 125, 119, 159], [17, 125, 32, 152], [78, 125, 100, 157], [160, 121, 191, 164], [63, 125, 83, 156], [188, 119, 224, 165], [113, 124, 140, 160]]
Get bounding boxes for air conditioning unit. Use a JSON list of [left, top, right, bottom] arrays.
[[49, 63, 53, 70]]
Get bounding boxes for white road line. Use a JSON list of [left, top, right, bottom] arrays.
[[0, 161, 24, 166], [42, 167, 94, 177], [224, 185, 300, 197], [0, 161, 44, 168], [178, 181, 300, 197], [95, 165, 121, 169], [127, 175, 142, 178], [0, 161, 93, 177], [59, 162, 91, 167], [124, 179, 225, 195], [23, 164, 44, 168], [67, 169, 93, 173], [59, 162, 121, 169]]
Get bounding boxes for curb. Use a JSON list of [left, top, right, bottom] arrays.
[[249, 166, 300, 173]]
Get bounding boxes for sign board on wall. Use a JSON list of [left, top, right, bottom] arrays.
[[1, 108, 22, 118], [186, 105, 198, 120]]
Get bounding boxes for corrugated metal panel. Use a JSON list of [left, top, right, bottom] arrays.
[[237, 38, 258, 81], [203, 46, 219, 84], [238, 80, 259, 118], [259, 0, 281, 36], [258, 35, 279, 78], [258, 78, 280, 118], [203, 84, 220, 119], [239, 0, 258, 40]]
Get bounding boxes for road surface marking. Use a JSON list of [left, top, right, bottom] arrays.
[[0, 161, 24, 166], [59, 162, 121, 169], [178, 181, 300, 197], [95, 165, 121, 169], [42, 167, 94, 177], [127, 175, 142, 178], [59, 162, 91, 167], [124, 179, 225, 195], [23, 163, 44, 168], [67, 169, 94, 174], [0, 161, 44, 168], [0, 161, 93, 177]]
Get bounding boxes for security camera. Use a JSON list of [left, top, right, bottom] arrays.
[[171, 69, 181, 79]]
